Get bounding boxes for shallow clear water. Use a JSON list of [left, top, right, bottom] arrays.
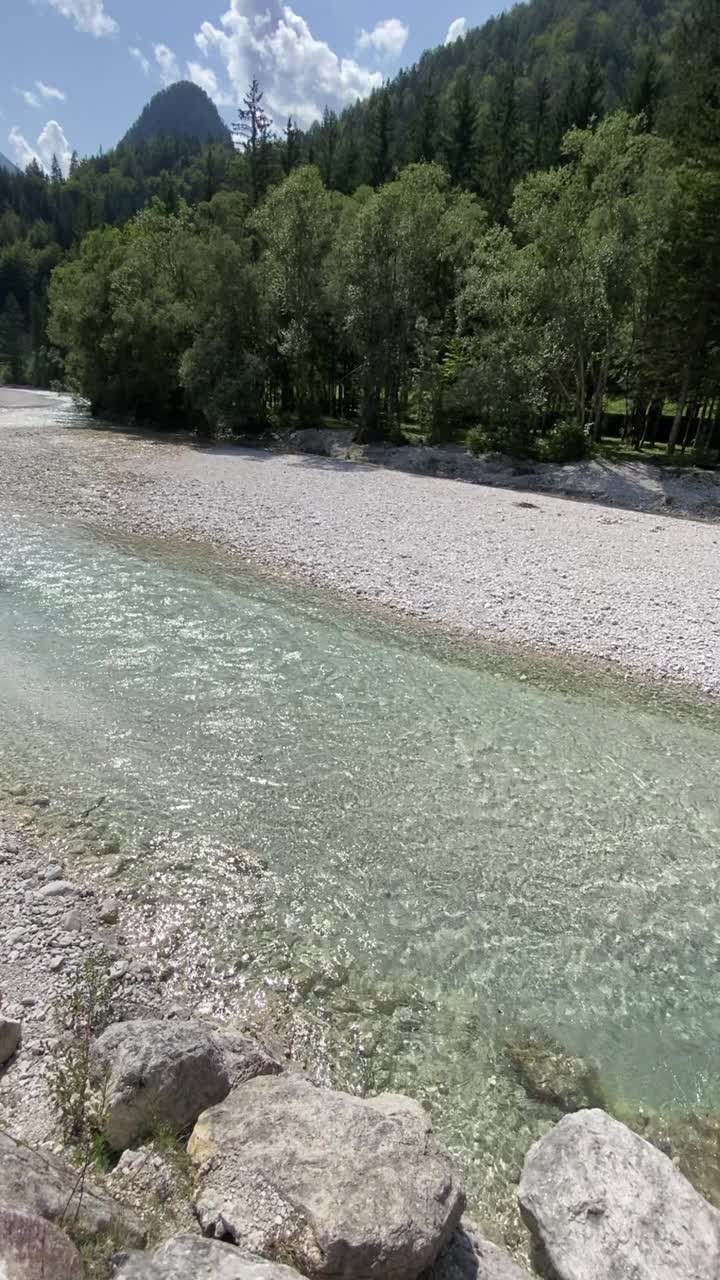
[[2, 510, 720, 1235]]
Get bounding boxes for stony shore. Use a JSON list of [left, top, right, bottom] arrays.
[[1, 391, 720, 694], [3, 817, 720, 1280]]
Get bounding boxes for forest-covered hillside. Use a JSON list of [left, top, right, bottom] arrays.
[[122, 82, 234, 148], [1, 0, 718, 464]]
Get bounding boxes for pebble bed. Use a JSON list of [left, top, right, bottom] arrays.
[[1, 391, 720, 695]]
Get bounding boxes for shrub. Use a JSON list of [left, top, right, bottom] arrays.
[[467, 420, 536, 459], [541, 419, 593, 464]]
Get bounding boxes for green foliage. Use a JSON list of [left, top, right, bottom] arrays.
[[541, 419, 594, 463], [467, 421, 536, 458], [46, 954, 114, 1152]]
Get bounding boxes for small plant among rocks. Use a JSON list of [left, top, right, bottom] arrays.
[[46, 953, 115, 1159]]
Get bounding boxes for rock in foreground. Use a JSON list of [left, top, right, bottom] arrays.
[[115, 1235, 307, 1279], [91, 1019, 231, 1150], [0, 1017, 21, 1065], [0, 1131, 145, 1246], [0, 1205, 84, 1280], [430, 1225, 531, 1280], [189, 1074, 465, 1280], [519, 1108, 720, 1279]]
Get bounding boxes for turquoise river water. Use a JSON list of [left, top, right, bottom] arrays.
[[1, 506, 720, 1237]]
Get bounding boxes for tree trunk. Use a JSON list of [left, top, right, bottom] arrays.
[[667, 367, 690, 456]]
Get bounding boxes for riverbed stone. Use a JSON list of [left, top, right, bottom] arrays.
[[518, 1108, 720, 1279], [34, 879, 77, 900], [0, 1130, 145, 1246], [505, 1028, 604, 1114], [215, 1027, 283, 1087], [430, 1225, 531, 1280], [0, 1205, 85, 1280], [100, 896, 120, 924], [189, 1073, 464, 1280], [0, 1018, 22, 1065], [114, 1235, 308, 1280], [91, 1019, 231, 1150]]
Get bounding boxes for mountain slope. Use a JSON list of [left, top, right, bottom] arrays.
[[122, 81, 233, 148], [0, 151, 19, 174], [305, 0, 676, 192]]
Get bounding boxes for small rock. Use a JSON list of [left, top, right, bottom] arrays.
[[430, 1225, 531, 1280], [49, 956, 64, 972], [114, 1235, 308, 1280], [110, 961, 128, 980], [100, 896, 120, 924], [61, 907, 84, 931], [505, 1027, 604, 1114], [0, 1018, 22, 1065], [32, 796, 50, 809], [7, 927, 26, 945], [42, 863, 64, 880], [34, 880, 77, 901], [9, 783, 28, 797]]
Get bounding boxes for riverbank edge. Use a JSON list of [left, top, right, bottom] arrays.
[[3, 807, 720, 1280]]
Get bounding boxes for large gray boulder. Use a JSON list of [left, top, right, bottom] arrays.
[[114, 1235, 307, 1279], [0, 1130, 145, 1246], [519, 1108, 720, 1280], [0, 1205, 84, 1280], [430, 1225, 531, 1280], [91, 1019, 231, 1150], [188, 1074, 464, 1280]]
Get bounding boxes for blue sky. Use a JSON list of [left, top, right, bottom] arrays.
[[2, 0, 507, 174]]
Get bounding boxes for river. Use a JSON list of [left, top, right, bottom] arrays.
[[2, 394, 720, 1239]]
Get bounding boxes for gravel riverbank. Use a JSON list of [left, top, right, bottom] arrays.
[[2, 391, 720, 694]]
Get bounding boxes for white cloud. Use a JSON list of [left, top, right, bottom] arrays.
[[36, 80, 66, 101], [129, 46, 151, 76], [47, 0, 118, 37], [154, 43, 180, 86], [445, 17, 467, 44], [9, 118, 73, 175], [9, 126, 41, 170], [356, 18, 409, 60], [20, 89, 41, 108], [194, 1, 383, 128], [186, 61, 233, 106]]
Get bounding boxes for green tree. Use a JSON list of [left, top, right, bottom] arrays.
[[0, 293, 26, 383], [442, 70, 479, 189], [251, 166, 339, 418], [234, 79, 274, 206]]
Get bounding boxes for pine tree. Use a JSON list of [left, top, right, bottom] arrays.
[[283, 116, 302, 175], [628, 49, 660, 130], [484, 69, 522, 218], [443, 70, 479, 189], [413, 87, 439, 163], [50, 153, 64, 184], [234, 78, 274, 205], [577, 53, 604, 130], [69, 150, 80, 177], [532, 77, 552, 169], [318, 108, 339, 187], [366, 89, 393, 187], [668, 0, 720, 163]]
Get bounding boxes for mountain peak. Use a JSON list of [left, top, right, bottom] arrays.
[[121, 81, 233, 148]]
